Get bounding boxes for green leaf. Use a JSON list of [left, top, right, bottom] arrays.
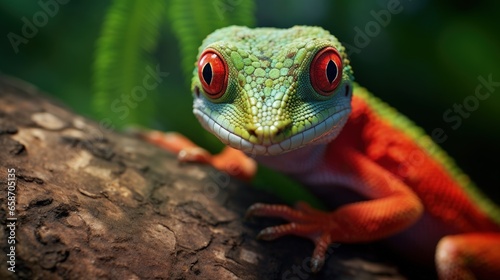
[[92, 0, 166, 129]]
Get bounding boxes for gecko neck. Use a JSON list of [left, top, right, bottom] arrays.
[[252, 144, 327, 175]]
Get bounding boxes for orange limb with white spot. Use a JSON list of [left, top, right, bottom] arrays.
[[140, 130, 257, 181]]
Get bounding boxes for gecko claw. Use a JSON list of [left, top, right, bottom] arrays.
[[255, 225, 292, 241], [245, 203, 259, 218], [256, 227, 275, 240], [310, 256, 325, 273], [177, 147, 212, 163]]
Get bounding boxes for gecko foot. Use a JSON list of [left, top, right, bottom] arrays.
[[136, 129, 218, 164], [137, 129, 256, 180], [246, 202, 338, 272]]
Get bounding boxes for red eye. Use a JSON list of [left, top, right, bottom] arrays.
[[309, 47, 343, 96], [197, 49, 228, 98]]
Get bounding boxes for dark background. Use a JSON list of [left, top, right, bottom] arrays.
[[1, 0, 499, 203]]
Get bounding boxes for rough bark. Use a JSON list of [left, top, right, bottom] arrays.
[[0, 75, 416, 279]]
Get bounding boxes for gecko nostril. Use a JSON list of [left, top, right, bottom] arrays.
[[248, 128, 258, 137], [194, 86, 200, 97]]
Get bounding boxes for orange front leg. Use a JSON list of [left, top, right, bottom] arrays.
[[140, 130, 257, 181], [247, 147, 424, 271]]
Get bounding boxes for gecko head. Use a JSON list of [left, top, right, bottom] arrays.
[[191, 26, 354, 156]]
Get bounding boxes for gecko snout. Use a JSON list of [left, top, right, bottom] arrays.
[[245, 119, 293, 145]]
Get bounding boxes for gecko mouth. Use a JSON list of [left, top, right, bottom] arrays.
[[193, 107, 350, 156]]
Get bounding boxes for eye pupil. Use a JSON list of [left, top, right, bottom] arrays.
[[326, 60, 337, 84], [202, 63, 213, 85]]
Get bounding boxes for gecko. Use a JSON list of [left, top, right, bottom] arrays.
[[143, 26, 500, 279]]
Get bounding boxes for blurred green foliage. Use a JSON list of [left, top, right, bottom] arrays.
[[92, 0, 167, 128], [1, 0, 499, 203]]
